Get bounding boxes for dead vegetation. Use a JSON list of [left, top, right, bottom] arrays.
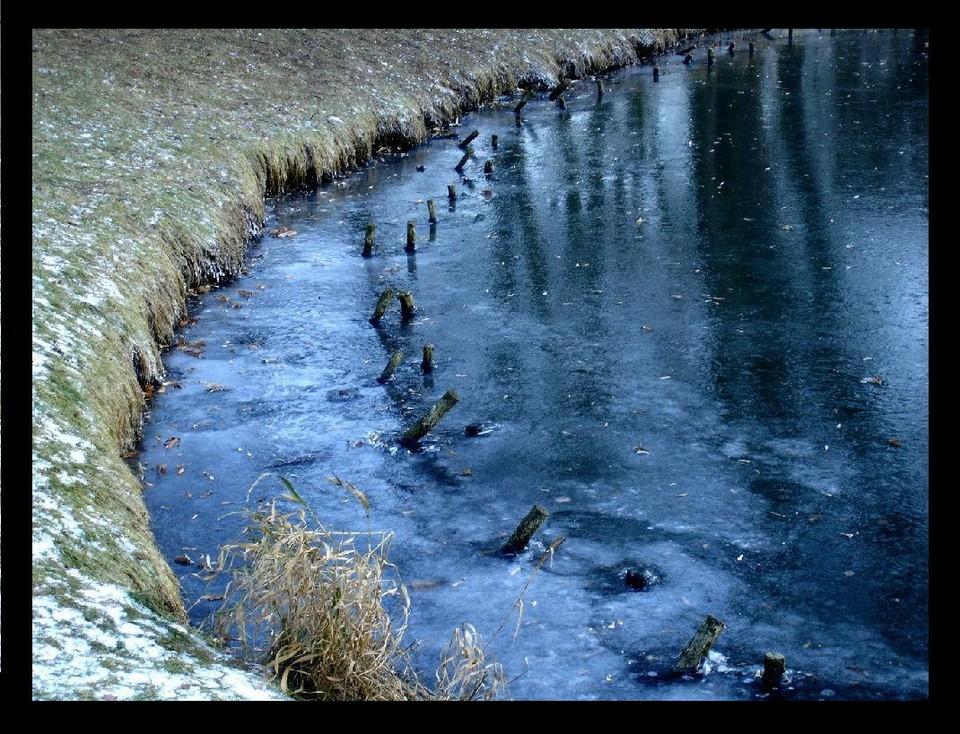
[[209, 475, 507, 701]]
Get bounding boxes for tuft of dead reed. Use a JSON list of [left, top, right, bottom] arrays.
[[209, 473, 507, 700]]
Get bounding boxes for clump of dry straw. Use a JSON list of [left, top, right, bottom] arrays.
[[208, 473, 507, 701]]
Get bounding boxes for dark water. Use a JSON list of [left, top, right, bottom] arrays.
[[139, 29, 928, 701]]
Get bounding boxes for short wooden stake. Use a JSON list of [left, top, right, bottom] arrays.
[[377, 350, 404, 384], [459, 129, 480, 149], [728, 42, 735, 55], [491, 134, 499, 148], [405, 221, 416, 253], [548, 78, 570, 101], [653, 66, 660, 82], [370, 288, 395, 323], [398, 290, 416, 320], [362, 222, 376, 258], [674, 615, 725, 674], [502, 504, 550, 555], [455, 145, 473, 172], [447, 184, 457, 201], [421, 343, 434, 373], [484, 159, 494, 175], [401, 389, 459, 444], [427, 199, 437, 224], [514, 90, 534, 116], [761, 652, 786, 689], [749, 41, 755, 58], [596, 77, 603, 97], [707, 48, 715, 67]]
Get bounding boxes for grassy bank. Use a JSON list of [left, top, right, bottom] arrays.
[[32, 28, 695, 700]]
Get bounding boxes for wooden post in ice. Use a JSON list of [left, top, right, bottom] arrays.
[[362, 222, 376, 258], [405, 220, 416, 253], [674, 615, 725, 674], [397, 291, 416, 321], [491, 134, 499, 149], [459, 129, 480, 149], [707, 48, 715, 68], [501, 504, 549, 555], [761, 652, 786, 689], [653, 66, 660, 82], [401, 389, 459, 444], [548, 78, 570, 102], [749, 41, 755, 58], [377, 350, 404, 384], [421, 343, 434, 373], [484, 159, 494, 175], [427, 199, 438, 224], [370, 288, 395, 323], [514, 90, 534, 117], [455, 146, 473, 172], [448, 184, 457, 201], [596, 77, 603, 97]]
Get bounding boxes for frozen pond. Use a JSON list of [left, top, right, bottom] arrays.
[[139, 29, 928, 700]]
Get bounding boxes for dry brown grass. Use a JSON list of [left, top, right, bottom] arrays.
[[209, 474, 507, 701]]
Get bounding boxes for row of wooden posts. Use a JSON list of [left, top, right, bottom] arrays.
[[360, 87, 788, 686]]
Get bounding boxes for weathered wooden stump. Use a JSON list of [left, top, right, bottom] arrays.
[[459, 129, 480, 149], [674, 615, 725, 674], [502, 504, 550, 555], [484, 159, 494, 175], [362, 222, 376, 258], [405, 220, 416, 253], [749, 41, 755, 58], [455, 146, 474, 172], [548, 78, 570, 102], [427, 199, 438, 224], [707, 48, 715, 67], [421, 343, 434, 373], [370, 288, 395, 323], [377, 350, 404, 384], [683, 53, 693, 65], [397, 291, 416, 320], [761, 652, 786, 689], [491, 134, 499, 149], [653, 66, 660, 82], [447, 184, 457, 201], [401, 389, 459, 444], [728, 42, 735, 55], [514, 90, 534, 116]]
